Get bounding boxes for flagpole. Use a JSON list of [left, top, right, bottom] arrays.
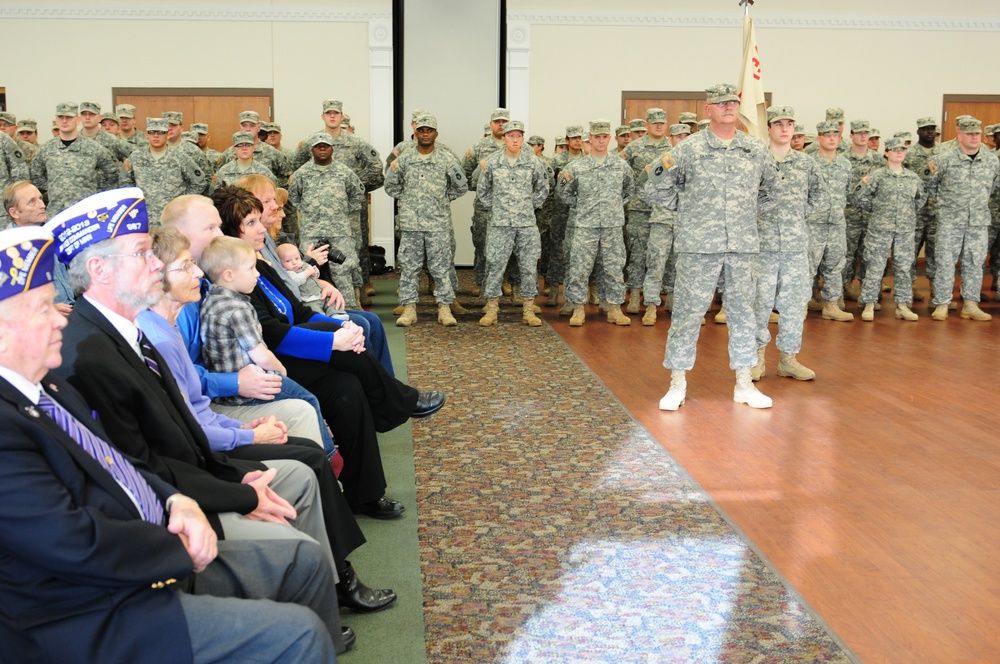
[[739, 0, 754, 17]]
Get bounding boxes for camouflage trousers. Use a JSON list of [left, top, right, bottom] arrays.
[[665, 253, 758, 371], [483, 225, 541, 299], [860, 228, 914, 305], [624, 210, 651, 288], [397, 230, 455, 305], [932, 223, 987, 306], [913, 204, 937, 282], [807, 223, 847, 302], [642, 223, 675, 306], [564, 227, 625, 305], [984, 199, 1000, 279], [350, 213, 364, 290], [537, 209, 551, 278], [545, 206, 569, 286], [842, 204, 869, 286], [358, 204, 371, 286], [471, 203, 489, 286], [302, 234, 360, 308], [754, 251, 809, 353]]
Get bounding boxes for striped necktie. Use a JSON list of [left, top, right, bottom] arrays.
[[37, 392, 165, 525], [138, 329, 163, 381]]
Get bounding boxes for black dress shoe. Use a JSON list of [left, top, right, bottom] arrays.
[[411, 389, 445, 418], [354, 495, 405, 519], [341, 626, 357, 652], [336, 562, 398, 613]]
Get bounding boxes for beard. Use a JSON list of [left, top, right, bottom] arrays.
[[113, 275, 164, 312]]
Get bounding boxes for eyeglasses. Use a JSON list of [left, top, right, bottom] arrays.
[[166, 259, 198, 274], [107, 249, 157, 264]]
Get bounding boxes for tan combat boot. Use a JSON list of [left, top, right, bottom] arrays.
[[714, 307, 727, 324], [522, 300, 542, 327], [960, 301, 992, 321], [510, 285, 525, 305], [588, 285, 600, 305], [861, 303, 875, 321], [750, 347, 766, 382], [768, 311, 780, 324], [479, 299, 500, 326], [471, 285, 482, 297], [777, 352, 815, 381], [365, 284, 376, 297], [822, 300, 854, 321], [843, 281, 860, 301], [395, 303, 417, 327], [807, 297, 823, 311], [353, 288, 364, 309], [931, 304, 949, 321], [642, 303, 657, 326], [663, 292, 673, 311], [569, 304, 586, 326], [502, 277, 512, 296], [659, 370, 686, 411], [438, 302, 457, 327], [606, 305, 631, 326], [559, 302, 575, 316], [626, 288, 642, 314], [734, 367, 772, 408], [895, 304, 919, 321], [392, 304, 405, 315], [541, 283, 551, 296], [545, 287, 560, 307], [451, 300, 469, 315]]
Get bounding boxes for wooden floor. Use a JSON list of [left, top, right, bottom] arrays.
[[544, 279, 1000, 664]]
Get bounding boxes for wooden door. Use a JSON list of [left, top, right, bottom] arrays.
[[112, 88, 273, 153], [942, 96, 1000, 144], [623, 91, 772, 134]]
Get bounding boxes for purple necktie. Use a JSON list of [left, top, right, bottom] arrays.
[[37, 392, 165, 525], [138, 329, 163, 381]]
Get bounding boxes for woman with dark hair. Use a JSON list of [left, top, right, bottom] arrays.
[[210, 186, 444, 521]]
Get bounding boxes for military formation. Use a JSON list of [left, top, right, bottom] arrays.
[[4, 92, 999, 412]]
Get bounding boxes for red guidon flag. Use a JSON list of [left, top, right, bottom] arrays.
[[737, 15, 767, 142]]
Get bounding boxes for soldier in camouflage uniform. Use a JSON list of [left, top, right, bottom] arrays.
[[288, 133, 366, 309], [852, 137, 927, 322], [925, 116, 1000, 321], [750, 106, 827, 382], [384, 114, 467, 327], [16, 118, 39, 146], [527, 135, 555, 286], [904, 117, 940, 299], [191, 123, 221, 174], [115, 104, 148, 150], [463, 108, 510, 294], [805, 108, 850, 156], [622, 108, 671, 314], [216, 111, 292, 185], [100, 113, 121, 137], [0, 128, 30, 227], [867, 128, 881, 153], [30, 102, 121, 215], [476, 120, 550, 327], [213, 131, 278, 189], [988, 125, 1000, 296], [544, 125, 585, 307], [628, 118, 647, 143], [678, 112, 698, 134], [893, 131, 913, 148], [806, 121, 854, 322], [0, 113, 36, 163], [645, 84, 777, 411], [841, 119, 883, 299], [122, 117, 207, 225], [77, 102, 132, 163], [556, 119, 635, 327], [554, 135, 567, 155], [264, 123, 297, 165], [615, 126, 631, 153], [791, 123, 807, 152], [161, 111, 214, 180]]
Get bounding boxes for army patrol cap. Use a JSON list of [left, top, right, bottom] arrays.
[[100, 112, 120, 126], [146, 118, 169, 133], [232, 131, 255, 146], [343, 114, 351, 127], [766, 105, 795, 123], [893, 131, 912, 141], [706, 83, 739, 104], [957, 117, 982, 134], [679, 112, 698, 125], [239, 111, 260, 125], [589, 119, 612, 136], [483, 123, 490, 134], [323, 99, 343, 113], [804, 134, 816, 146], [615, 126, 630, 137], [628, 119, 646, 132], [646, 108, 667, 123], [0, 112, 15, 125], [410, 108, 429, 122], [697, 119, 710, 131], [55, 102, 79, 117], [191, 123, 209, 135], [79, 101, 101, 115], [954, 115, 972, 125], [582, 133, 590, 142], [869, 128, 881, 138], [565, 125, 584, 138], [793, 123, 806, 136], [669, 124, 691, 137], [162, 111, 183, 125], [310, 132, 334, 147], [182, 131, 198, 144], [817, 120, 840, 134], [414, 114, 438, 130], [115, 104, 137, 119], [825, 107, 845, 122], [527, 135, 545, 145], [555, 135, 567, 146], [884, 137, 907, 151], [490, 108, 511, 122], [916, 116, 936, 129], [502, 120, 525, 134], [17, 118, 37, 132], [850, 119, 871, 134]]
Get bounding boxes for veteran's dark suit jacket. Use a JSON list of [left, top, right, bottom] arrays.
[[0, 373, 195, 664]]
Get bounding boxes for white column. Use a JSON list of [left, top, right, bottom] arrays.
[[506, 21, 530, 130], [369, 18, 395, 266]]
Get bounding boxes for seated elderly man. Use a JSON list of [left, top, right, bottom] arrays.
[[0, 225, 337, 663]]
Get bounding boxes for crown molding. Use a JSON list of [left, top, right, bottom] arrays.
[[0, 3, 390, 22], [508, 11, 1000, 32]]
